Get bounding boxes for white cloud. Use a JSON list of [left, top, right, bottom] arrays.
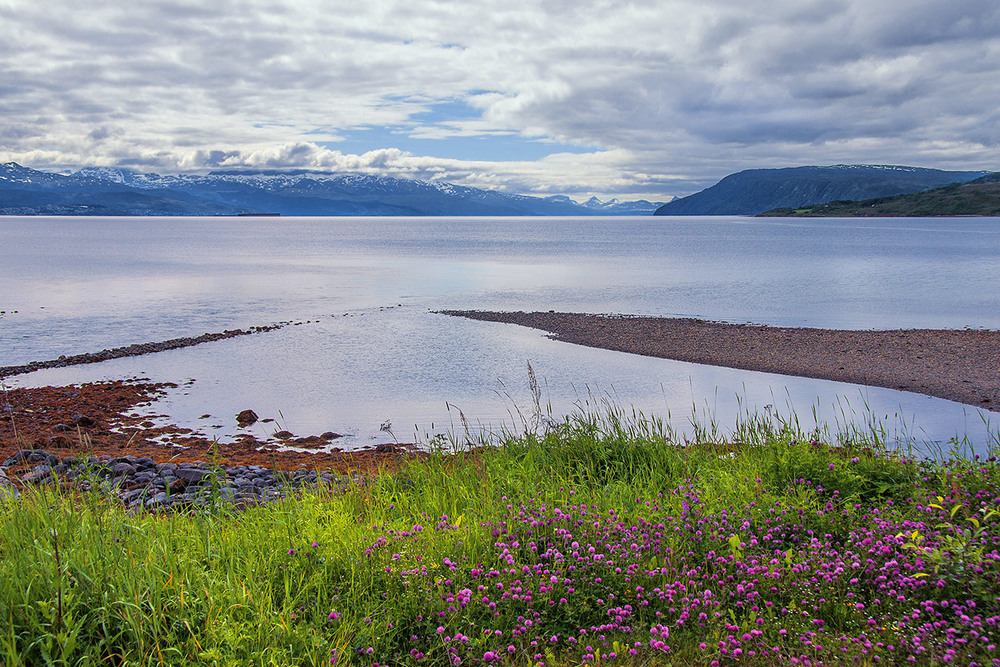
[[0, 0, 997, 199]]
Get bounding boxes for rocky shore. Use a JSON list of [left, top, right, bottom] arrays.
[[442, 310, 1000, 411], [0, 449, 358, 510], [0, 380, 420, 509]]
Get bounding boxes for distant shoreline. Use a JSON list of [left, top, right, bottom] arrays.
[[441, 310, 1000, 412]]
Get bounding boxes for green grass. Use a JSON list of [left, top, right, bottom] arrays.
[[2, 408, 999, 665]]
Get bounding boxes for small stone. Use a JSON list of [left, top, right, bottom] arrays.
[[21, 466, 52, 484], [47, 435, 72, 448], [320, 432, 342, 440], [121, 488, 147, 504], [236, 409, 259, 426], [71, 414, 96, 428], [4, 450, 58, 467], [273, 430, 294, 439]]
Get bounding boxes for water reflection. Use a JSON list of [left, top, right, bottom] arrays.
[[2, 216, 999, 452], [8, 307, 997, 454]]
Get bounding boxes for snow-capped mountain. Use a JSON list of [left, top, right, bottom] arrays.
[[0, 163, 660, 216], [580, 196, 669, 214]]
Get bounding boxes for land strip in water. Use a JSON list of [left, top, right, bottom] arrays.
[[441, 310, 1000, 412], [0, 322, 316, 379]]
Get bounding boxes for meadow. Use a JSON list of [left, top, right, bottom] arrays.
[[2, 406, 999, 666]]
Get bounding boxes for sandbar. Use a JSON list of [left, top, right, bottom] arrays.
[[441, 311, 1000, 412]]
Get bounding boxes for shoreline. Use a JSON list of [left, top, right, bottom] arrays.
[[441, 310, 1000, 412], [5, 309, 998, 477], [0, 381, 418, 479]]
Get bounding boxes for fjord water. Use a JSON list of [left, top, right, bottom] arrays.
[[2, 216, 999, 450]]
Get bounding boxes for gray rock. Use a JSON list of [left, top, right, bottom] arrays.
[[144, 492, 169, 508], [121, 488, 147, 504], [3, 449, 58, 467], [175, 467, 210, 484], [112, 462, 137, 477], [21, 465, 52, 484]]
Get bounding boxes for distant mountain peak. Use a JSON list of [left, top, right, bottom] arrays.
[[581, 195, 667, 215]]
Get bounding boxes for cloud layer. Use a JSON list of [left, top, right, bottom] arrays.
[[1, 0, 998, 199]]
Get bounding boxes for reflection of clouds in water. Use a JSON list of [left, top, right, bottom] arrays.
[[3, 216, 1000, 451], [9, 308, 996, 452], [4, 216, 1000, 360]]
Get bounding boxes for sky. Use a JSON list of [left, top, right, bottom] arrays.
[[1, 0, 998, 201]]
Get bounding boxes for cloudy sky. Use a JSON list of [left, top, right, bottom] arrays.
[[1, 0, 998, 200]]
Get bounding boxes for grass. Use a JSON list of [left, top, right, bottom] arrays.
[[2, 406, 1000, 666]]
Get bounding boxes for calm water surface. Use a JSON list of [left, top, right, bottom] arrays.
[[2, 216, 999, 451]]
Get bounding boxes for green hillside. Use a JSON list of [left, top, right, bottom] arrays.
[[760, 172, 1000, 216]]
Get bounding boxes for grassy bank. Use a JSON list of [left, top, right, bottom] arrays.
[[2, 409, 999, 666]]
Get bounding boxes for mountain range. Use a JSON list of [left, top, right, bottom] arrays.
[[0, 163, 664, 217], [654, 165, 992, 216]]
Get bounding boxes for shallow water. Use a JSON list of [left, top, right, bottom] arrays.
[[2, 216, 999, 452]]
